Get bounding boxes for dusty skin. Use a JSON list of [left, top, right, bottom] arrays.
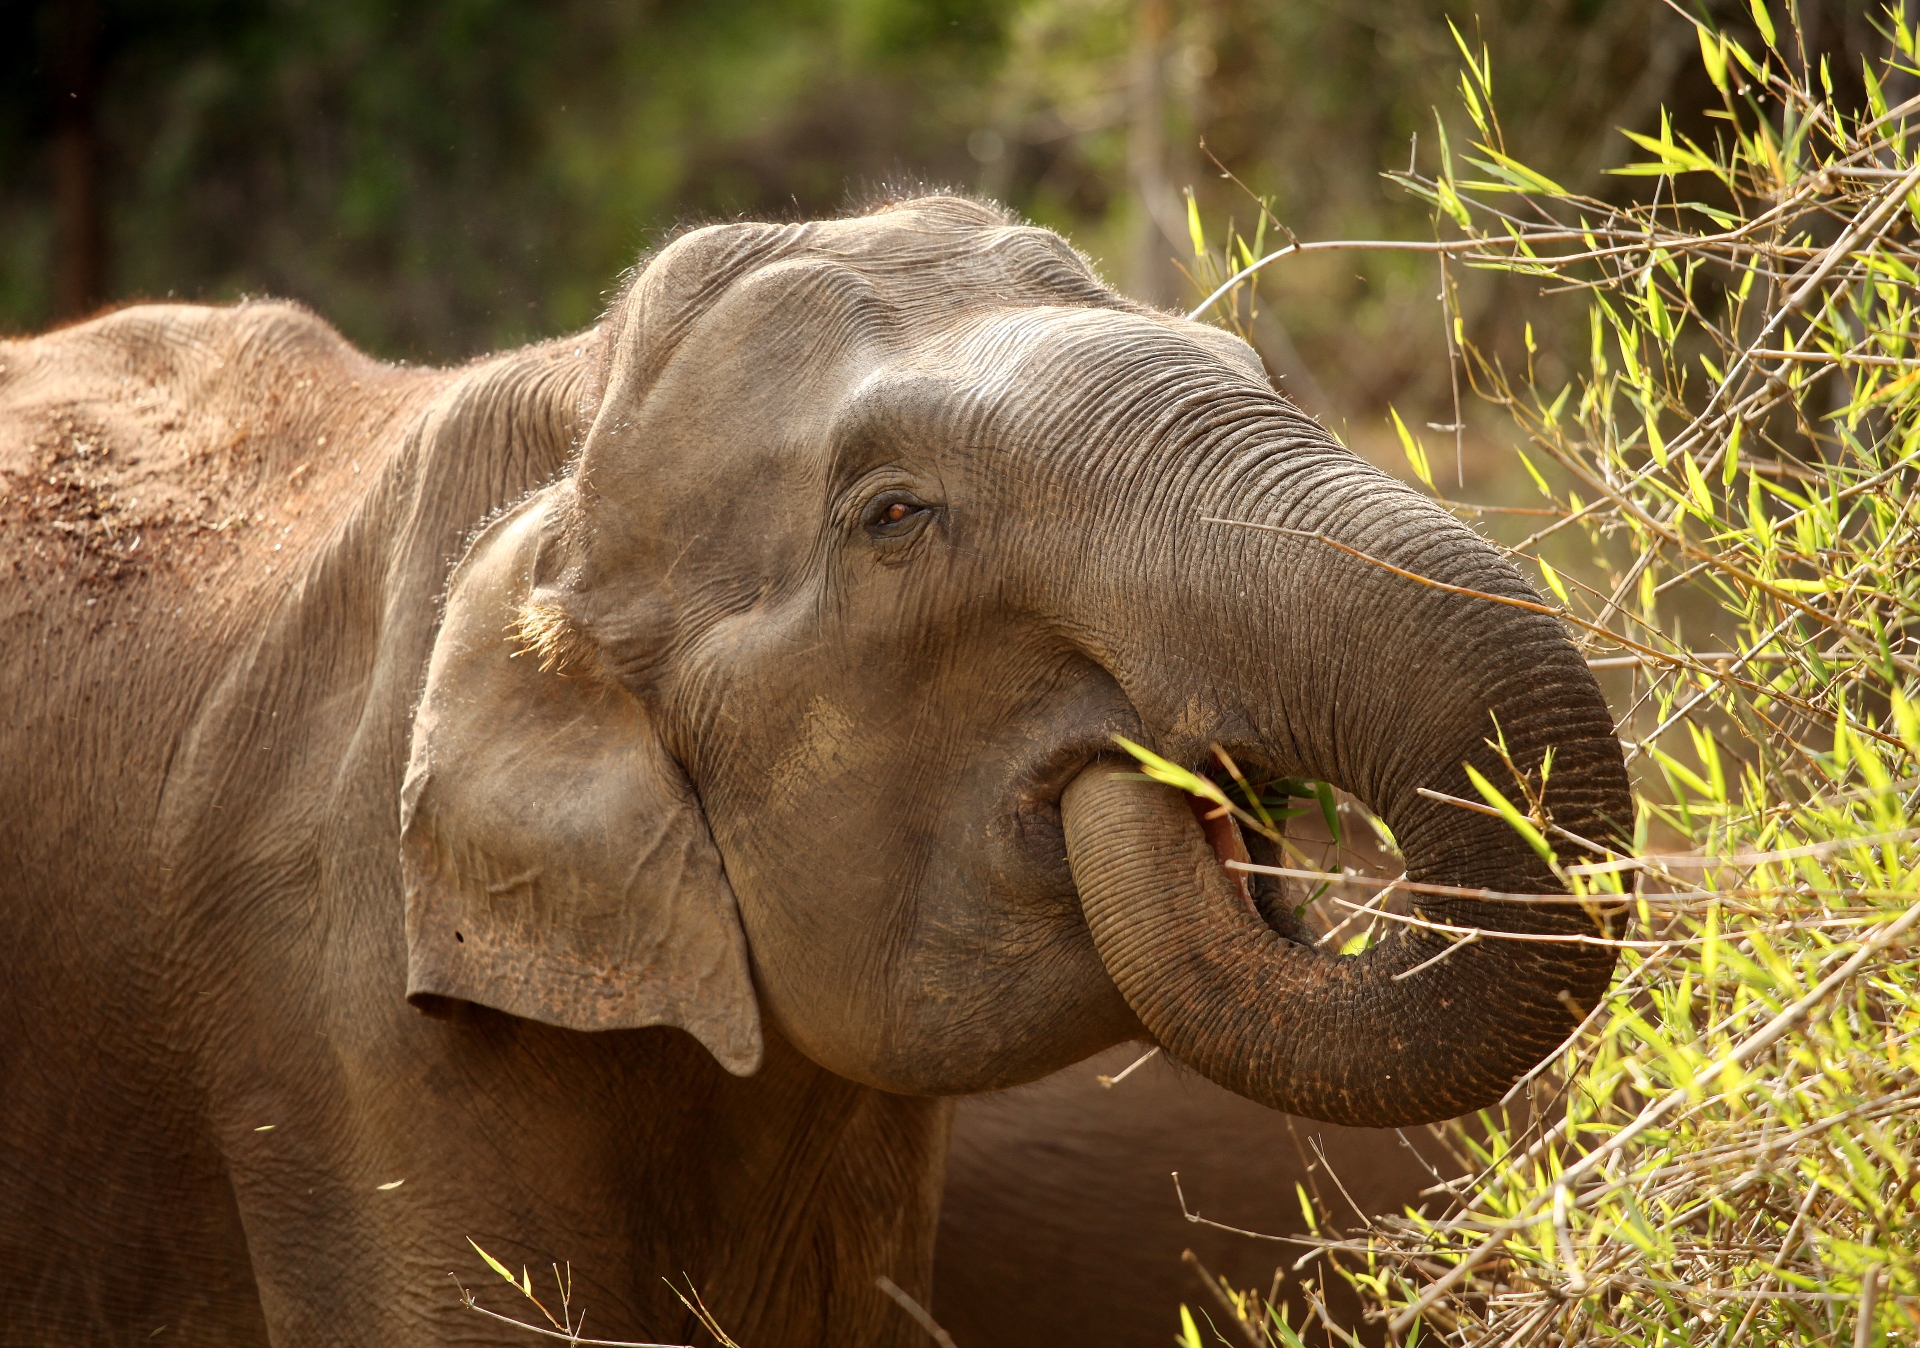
[[1, 197, 1628, 1346], [939, 1043, 1446, 1345]]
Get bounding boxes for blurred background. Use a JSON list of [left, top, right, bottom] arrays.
[[0, 0, 1890, 466]]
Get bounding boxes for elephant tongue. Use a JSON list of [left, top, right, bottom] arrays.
[[1186, 794, 1255, 907]]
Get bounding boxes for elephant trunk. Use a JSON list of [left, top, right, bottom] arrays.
[[1062, 752, 1622, 1126], [1055, 439, 1631, 1127]]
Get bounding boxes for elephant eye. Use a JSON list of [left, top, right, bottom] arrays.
[[863, 490, 935, 538]]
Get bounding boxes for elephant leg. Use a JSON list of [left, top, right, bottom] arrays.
[[211, 986, 947, 1348], [0, 1088, 264, 1346], [935, 1044, 1452, 1348]]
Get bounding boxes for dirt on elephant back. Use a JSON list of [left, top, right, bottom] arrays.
[[0, 301, 431, 621], [4, 407, 237, 587]]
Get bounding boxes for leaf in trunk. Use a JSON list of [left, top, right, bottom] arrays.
[[1463, 764, 1555, 864]]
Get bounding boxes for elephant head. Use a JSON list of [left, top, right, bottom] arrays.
[[398, 196, 1629, 1126]]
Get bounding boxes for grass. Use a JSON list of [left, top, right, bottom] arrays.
[[1170, 6, 1920, 1346]]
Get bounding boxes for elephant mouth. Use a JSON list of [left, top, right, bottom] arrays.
[[1188, 793, 1256, 908], [1024, 742, 1279, 919]]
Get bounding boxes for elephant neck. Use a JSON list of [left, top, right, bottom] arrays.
[[628, 1024, 952, 1344]]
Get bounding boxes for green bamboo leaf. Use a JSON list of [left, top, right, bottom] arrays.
[[1367, 813, 1398, 851], [1516, 447, 1553, 499], [1726, 33, 1765, 78], [1177, 1304, 1204, 1348], [1892, 689, 1920, 753], [1470, 145, 1567, 196], [1683, 451, 1713, 519], [1458, 71, 1487, 135], [470, 1239, 518, 1288], [1443, 18, 1474, 89], [1747, 471, 1771, 550], [1686, 721, 1727, 803], [1615, 125, 1719, 177], [1650, 746, 1714, 799], [1391, 406, 1434, 488], [1463, 764, 1554, 864], [1268, 1304, 1312, 1348], [1699, 26, 1729, 93], [1543, 384, 1572, 426], [1314, 780, 1341, 847], [1749, 0, 1776, 49], [1111, 735, 1227, 808], [1864, 56, 1890, 121], [1538, 557, 1571, 605]]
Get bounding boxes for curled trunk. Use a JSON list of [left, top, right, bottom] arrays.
[[1050, 434, 1632, 1126], [1063, 752, 1621, 1127]]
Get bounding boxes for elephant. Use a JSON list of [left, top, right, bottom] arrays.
[[937, 801, 1452, 1347], [0, 194, 1630, 1347], [936, 1043, 1450, 1347]]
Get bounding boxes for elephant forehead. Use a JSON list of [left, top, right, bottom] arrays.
[[946, 307, 1144, 382], [784, 206, 1118, 312], [916, 307, 1270, 432], [644, 257, 1137, 384], [821, 305, 1261, 406], [679, 259, 901, 373], [595, 203, 1132, 391], [668, 305, 1281, 490]]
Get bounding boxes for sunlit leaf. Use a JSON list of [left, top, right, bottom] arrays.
[[470, 1239, 517, 1287], [1699, 25, 1729, 93], [1538, 556, 1571, 604], [1463, 764, 1554, 864], [1391, 406, 1434, 489], [1177, 1304, 1203, 1348], [1112, 736, 1227, 809]]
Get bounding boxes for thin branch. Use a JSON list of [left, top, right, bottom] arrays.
[[1388, 898, 1920, 1334], [875, 1277, 959, 1348], [454, 1282, 689, 1348]]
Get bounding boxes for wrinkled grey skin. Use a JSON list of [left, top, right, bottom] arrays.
[[938, 1045, 1445, 1347], [0, 196, 1628, 1346]]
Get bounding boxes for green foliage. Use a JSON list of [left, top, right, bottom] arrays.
[[1185, 7, 1920, 1346], [2, 0, 1017, 357], [6, 0, 1727, 433], [458, 1242, 739, 1346], [1112, 736, 1344, 852]]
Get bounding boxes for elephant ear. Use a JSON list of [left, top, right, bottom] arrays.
[[399, 490, 763, 1076]]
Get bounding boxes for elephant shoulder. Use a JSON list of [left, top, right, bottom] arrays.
[[0, 301, 445, 611], [0, 305, 424, 591]]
